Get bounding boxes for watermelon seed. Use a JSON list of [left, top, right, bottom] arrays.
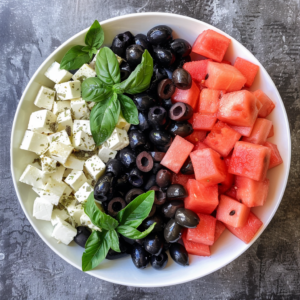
[[229, 210, 235, 216], [205, 74, 209, 80]]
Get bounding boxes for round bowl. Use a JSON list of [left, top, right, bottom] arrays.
[[11, 12, 291, 287]]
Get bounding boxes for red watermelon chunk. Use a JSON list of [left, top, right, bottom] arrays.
[[205, 62, 247, 92], [186, 213, 216, 245], [233, 57, 259, 87], [172, 173, 195, 187], [203, 121, 241, 157], [171, 80, 200, 110], [221, 60, 231, 65], [242, 118, 272, 145], [214, 221, 226, 242], [267, 125, 274, 138], [229, 124, 254, 137], [193, 141, 210, 151], [190, 148, 227, 186], [229, 141, 271, 181], [235, 176, 269, 207], [192, 113, 217, 131], [198, 89, 223, 115], [225, 186, 238, 199], [218, 156, 234, 194], [183, 59, 211, 83], [216, 195, 250, 228], [225, 212, 263, 244], [218, 90, 259, 127], [253, 90, 275, 118], [185, 179, 219, 214], [161, 135, 194, 174], [185, 130, 207, 144], [182, 230, 211, 256], [263, 142, 283, 169], [192, 29, 231, 62]]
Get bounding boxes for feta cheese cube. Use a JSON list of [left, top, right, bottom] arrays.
[[72, 64, 96, 82], [73, 120, 91, 135], [28, 110, 57, 134], [63, 154, 84, 171], [19, 165, 45, 189], [62, 185, 73, 197], [106, 128, 129, 151], [71, 98, 90, 120], [45, 61, 73, 84], [42, 179, 68, 205], [48, 141, 73, 164], [47, 130, 71, 146], [34, 86, 55, 110], [65, 170, 88, 191], [80, 213, 100, 231], [73, 131, 95, 151], [55, 80, 81, 100], [52, 100, 71, 115], [87, 102, 96, 110], [42, 164, 65, 183], [63, 168, 72, 178], [98, 146, 117, 163], [40, 155, 57, 173], [52, 218, 77, 245], [66, 202, 85, 226], [33, 197, 53, 221], [116, 114, 131, 132], [51, 207, 70, 226], [75, 182, 93, 203], [84, 155, 105, 180], [57, 109, 73, 132], [20, 130, 49, 155]]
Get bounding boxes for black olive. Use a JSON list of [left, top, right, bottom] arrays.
[[157, 79, 176, 99], [149, 152, 165, 162], [153, 47, 175, 66], [148, 204, 156, 218], [115, 174, 130, 196], [169, 243, 189, 266], [128, 167, 144, 187], [118, 147, 136, 168], [131, 243, 150, 269], [149, 130, 172, 148], [170, 39, 192, 57], [133, 93, 156, 112], [168, 122, 193, 137], [143, 233, 164, 256], [126, 44, 144, 68], [134, 33, 152, 51], [136, 151, 154, 173], [106, 237, 132, 260], [74, 226, 91, 248], [120, 61, 132, 81], [175, 208, 200, 229], [146, 65, 168, 95], [106, 159, 123, 177], [169, 102, 193, 121], [135, 239, 144, 246], [94, 173, 114, 202], [144, 174, 157, 190], [176, 55, 191, 68], [147, 25, 173, 45], [151, 252, 168, 270], [164, 67, 173, 79], [172, 68, 192, 90], [156, 169, 172, 188], [141, 214, 164, 233], [149, 186, 166, 206], [121, 235, 136, 245], [143, 141, 154, 151], [152, 162, 164, 174], [107, 197, 126, 217], [125, 188, 144, 204], [129, 130, 146, 149], [111, 31, 134, 58], [167, 184, 188, 200], [138, 111, 150, 132], [163, 243, 171, 251], [162, 98, 173, 110], [148, 106, 167, 129], [180, 157, 194, 175], [164, 219, 183, 243], [162, 201, 184, 218]]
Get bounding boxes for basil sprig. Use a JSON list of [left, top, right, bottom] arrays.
[[82, 190, 155, 272], [60, 20, 104, 70]]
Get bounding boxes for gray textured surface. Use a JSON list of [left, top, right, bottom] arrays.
[[1, 0, 300, 299]]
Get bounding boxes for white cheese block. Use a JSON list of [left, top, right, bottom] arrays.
[[20, 130, 49, 155], [106, 128, 129, 151], [98, 146, 117, 163], [72, 64, 96, 82], [51, 208, 70, 226], [34, 86, 55, 110], [116, 114, 131, 132], [74, 182, 93, 203], [84, 155, 105, 181], [33, 197, 53, 221], [57, 109, 73, 132], [28, 110, 57, 134], [63, 154, 85, 171], [65, 170, 88, 192], [52, 100, 71, 115], [52, 218, 77, 245], [87, 102, 96, 110], [63, 168, 72, 178], [55, 80, 81, 100], [47, 130, 71, 146], [48, 141, 73, 164], [67, 202, 85, 226], [73, 120, 91, 135], [19, 165, 45, 189], [45, 62, 73, 84], [42, 164, 65, 183], [80, 213, 101, 231], [70, 98, 90, 120], [40, 155, 57, 174], [42, 179, 68, 205], [73, 130, 95, 151]]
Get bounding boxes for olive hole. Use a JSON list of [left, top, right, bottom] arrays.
[[112, 202, 123, 212], [156, 255, 163, 262], [163, 84, 172, 95], [141, 157, 149, 167], [173, 106, 183, 116], [154, 108, 162, 115], [130, 175, 142, 185]]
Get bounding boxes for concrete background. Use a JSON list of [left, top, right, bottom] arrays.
[[1, 0, 300, 299]]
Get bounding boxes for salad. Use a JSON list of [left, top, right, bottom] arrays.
[[18, 20, 283, 272]]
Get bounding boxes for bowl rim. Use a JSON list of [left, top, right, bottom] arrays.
[[10, 12, 291, 287]]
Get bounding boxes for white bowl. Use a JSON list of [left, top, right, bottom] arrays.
[[11, 12, 291, 287]]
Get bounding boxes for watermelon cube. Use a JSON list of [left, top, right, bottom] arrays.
[[203, 121, 241, 157], [242, 118, 272, 145], [185, 130, 207, 144], [264, 142, 283, 169], [225, 212, 263, 244], [171, 80, 200, 110], [205, 62, 247, 92], [161, 135, 194, 174], [218, 156, 234, 194], [214, 220, 226, 242], [183, 59, 211, 83], [233, 57, 259, 87], [198, 88, 222, 115], [193, 141, 210, 151], [221, 60, 231, 65], [186, 213, 216, 245], [229, 124, 254, 137], [267, 125, 274, 138], [225, 186, 237, 199], [235, 176, 269, 207], [172, 173, 195, 187], [182, 230, 211, 256], [216, 195, 250, 228], [229, 141, 271, 181], [253, 90, 275, 118], [218, 90, 259, 127], [192, 29, 231, 62], [185, 179, 219, 214], [190, 148, 227, 186], [192, 113, 217, 131]]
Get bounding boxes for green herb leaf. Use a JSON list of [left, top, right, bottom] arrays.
[[113, 50, 153, 94], [96, 47, 121, 86], [60, 45, 91, 70], [116, 191, 155, 228], [116, 224, 156, 240], [82, 77, 113, 102], [108, 230, 121, 253], [82, 230, 110, 271], [84, 192, 119, 231], [85, 20, 104, 49], [90, 92, 120, 145], [118, 94, 139, 125]]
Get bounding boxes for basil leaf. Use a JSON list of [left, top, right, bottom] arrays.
[[96, 47, 120, 86], [108, 230, 120, 253], [85, 20, 104, 49], [84, 192, 119, 231], [60, 45, 91, 70], [113, 50, 153, 94], [82, 77, 113, 102], [116, 191, 155, 228], [116, 224, 156, 240], [90, 92, 120, 145], [118, 94, 139, 125], [82, 230, 110, 271]]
